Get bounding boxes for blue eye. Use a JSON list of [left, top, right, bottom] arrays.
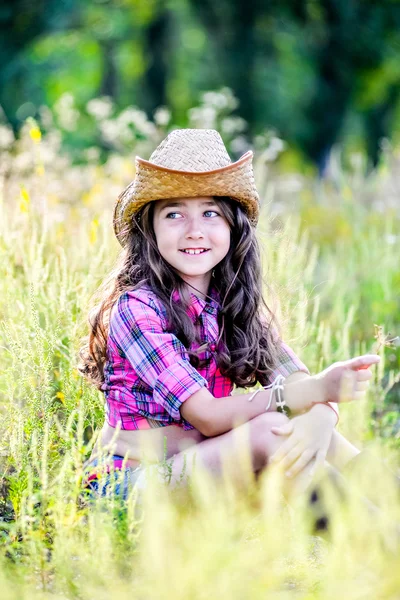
[[165, 211, 220, 219]]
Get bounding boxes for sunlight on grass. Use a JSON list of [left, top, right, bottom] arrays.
[[0, 106, 399, 598]]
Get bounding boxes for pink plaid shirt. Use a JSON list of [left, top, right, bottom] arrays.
[[101, 285, 312, 431]]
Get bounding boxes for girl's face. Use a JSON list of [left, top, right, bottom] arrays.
[[153, 196, 231, 295]]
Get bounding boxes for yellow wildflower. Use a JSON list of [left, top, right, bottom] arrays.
[[89, 218, 99, 245], [19, 186, 30, 213], [29, 125, 42, 143]]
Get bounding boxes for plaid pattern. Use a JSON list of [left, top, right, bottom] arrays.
[[101, 285, 311, 431]]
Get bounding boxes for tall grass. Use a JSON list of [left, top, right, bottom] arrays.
[[0, 100, 399, 598]]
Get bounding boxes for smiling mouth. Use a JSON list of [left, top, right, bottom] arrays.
[[179, 249, 211, 255]]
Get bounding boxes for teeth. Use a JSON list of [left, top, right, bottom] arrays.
[[182, 249, 207, 255]]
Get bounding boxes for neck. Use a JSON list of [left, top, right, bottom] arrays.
[[181, 273, 212, 301], [185, 279, 215, 302]]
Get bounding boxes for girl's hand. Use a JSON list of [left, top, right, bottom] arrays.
[[312, 354, 380, 405], [269, 405, 336, 479]]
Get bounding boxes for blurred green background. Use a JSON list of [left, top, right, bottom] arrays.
[[1, 4, 400, 592], [2, 0, 400, 172]]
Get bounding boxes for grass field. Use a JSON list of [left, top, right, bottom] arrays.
[[0, 113, 399, 599]]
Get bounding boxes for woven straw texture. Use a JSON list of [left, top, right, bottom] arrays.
[[150, 129, 232, 170], [114, 129, 260, 246]]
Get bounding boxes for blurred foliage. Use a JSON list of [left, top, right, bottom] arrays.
[[0, 88, 400, 597], [0, 92, 399, 445], [1, 0, 400, 169]]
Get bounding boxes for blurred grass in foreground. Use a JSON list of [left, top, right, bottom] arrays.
[[0, 94, 399, 598]]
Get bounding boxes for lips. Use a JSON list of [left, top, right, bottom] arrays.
[[179, 249, 210, 255]]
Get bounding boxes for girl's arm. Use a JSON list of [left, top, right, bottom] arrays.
[[325, 429, 360, 470], [267, 338, 339, 422], [181, 355, 378, 437], [284, 371, 339, 424], [181, 375, 321, 437]]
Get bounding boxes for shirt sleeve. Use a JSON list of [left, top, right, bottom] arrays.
[[270, 339, 339, 424], [269, 339, 310, 381], [110, 292, 209, 421]]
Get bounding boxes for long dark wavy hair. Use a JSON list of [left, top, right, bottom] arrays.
[[78, 197, 282, 390]]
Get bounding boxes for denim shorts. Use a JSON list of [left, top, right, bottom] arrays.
[[83, 455, 144, 502]]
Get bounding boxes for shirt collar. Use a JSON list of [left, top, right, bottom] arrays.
[[172, 284, 220, 318]]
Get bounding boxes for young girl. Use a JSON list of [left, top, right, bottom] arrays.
[[79, 129, 380, 500]]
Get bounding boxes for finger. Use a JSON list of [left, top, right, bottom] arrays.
[[356, 364, 377, 371], [346, 355, 380, 371], [269, 438, 299, 464], [340, 371, 371, 398], [280, 443, 305, 470], [310, 450, 326, 478], [271, 422, 294, 436], [355, 369, 372, 382], [355, 380, 370, 392], [339, 370, 356, 402], [285, 449, 315, 479], [285, 457, 318, 496], [339, 386, 366, 403], [340, 368, 372, 400]]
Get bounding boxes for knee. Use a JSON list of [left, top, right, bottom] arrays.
[[249, 412, 290, 467], [250, 411, 290, 436]]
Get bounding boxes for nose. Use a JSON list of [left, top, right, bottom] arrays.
[[184, 214, 205, 240]]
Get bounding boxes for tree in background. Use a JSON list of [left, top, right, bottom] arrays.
[[1, 0, 400, 169], [190, 0, 400, 171], [0, 0, 79, 128], [285, 0, 400, 171]]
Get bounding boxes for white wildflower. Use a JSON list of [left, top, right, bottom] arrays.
[[38, 105, 53, 129], [13, 151, 34, 172], [118, 107, 144, 128], [104, 154, 128, 177], [86, 97, 114, 120], [371, 200, 385, 212], [54, 93, 79, 131], [188, 107, 201, 123], [201, 88, 239, 111], [219, 87, 239, 111], [118, 107, 156, 137], [349, 152, 365, 171], [137, 120, 157, 137], [154, 106, 171, 127], [188, 106, 216, 129], [99, 119, 120, 146], [84, 147, 101, 162], [0, 124, 15, 149], [221, 117, 246, 135], [119, 126, 135, 145], [39, 143, 58, 166], [230, 136, 250, 154], [202, 91, 228, 110], [385, 234, 397, 245], [276, 175, 304, 193], [261, 137, 285, 162]]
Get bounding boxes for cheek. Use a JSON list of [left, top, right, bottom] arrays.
[[214, 225, 231, 251], [155, 230, 180, 259], [153, 219, 173, 248]]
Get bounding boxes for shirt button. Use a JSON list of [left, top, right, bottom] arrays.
[[209, 343, 216, 352]]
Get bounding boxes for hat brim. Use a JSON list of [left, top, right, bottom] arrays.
[[113, 150, 259, 246]]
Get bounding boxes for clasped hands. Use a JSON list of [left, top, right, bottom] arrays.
[[269, 354, 380, 480]]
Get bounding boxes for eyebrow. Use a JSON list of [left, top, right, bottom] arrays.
[[159, 200, 218, 212]]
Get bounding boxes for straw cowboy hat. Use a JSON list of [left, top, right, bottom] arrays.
[[113, 128, 260, 246]]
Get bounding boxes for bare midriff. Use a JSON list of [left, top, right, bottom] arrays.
[[89, 422, 207, 469]]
